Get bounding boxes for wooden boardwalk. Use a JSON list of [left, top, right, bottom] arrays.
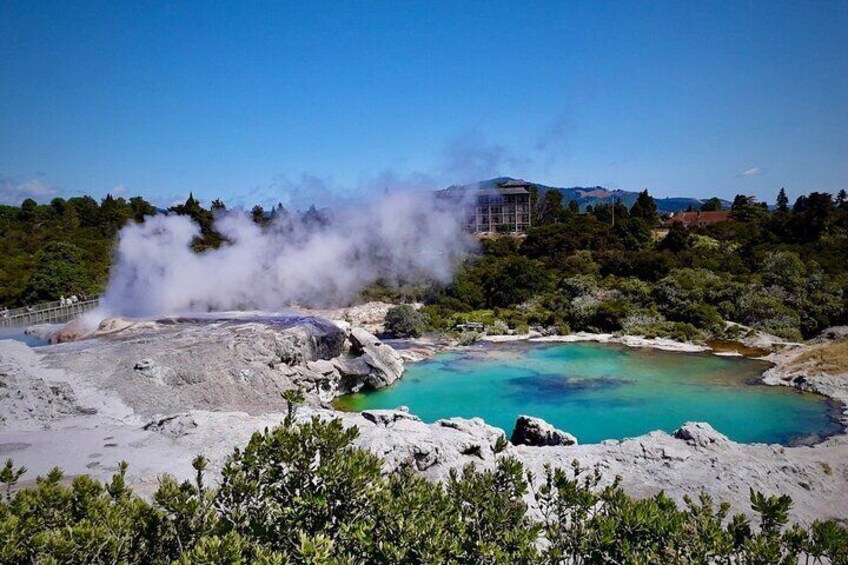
[[0, 298, 100, 328]]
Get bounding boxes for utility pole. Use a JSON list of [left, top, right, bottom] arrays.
[[611, 198, 615, 228]]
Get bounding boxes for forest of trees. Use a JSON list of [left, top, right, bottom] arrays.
[[2, 187, 847, 342], [419, 188, 848, 343], [0, 194, 156, 308]]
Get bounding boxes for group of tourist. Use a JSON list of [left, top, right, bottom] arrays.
[[0, 294, 88, 320]]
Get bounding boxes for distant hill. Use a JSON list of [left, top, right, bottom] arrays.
[[445, 177, 731, 213]]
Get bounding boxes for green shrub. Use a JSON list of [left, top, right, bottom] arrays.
[[383, 305, 426, 338], [0, 420, 846, 563]]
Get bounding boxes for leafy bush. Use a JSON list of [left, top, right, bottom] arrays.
[[383, 304, 426, 338], [1, 419, 847, 563]]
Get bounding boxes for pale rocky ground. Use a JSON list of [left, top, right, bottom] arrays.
[[1, 311, 846, 525]]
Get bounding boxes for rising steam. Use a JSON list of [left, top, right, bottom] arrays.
[[99, 191, 473, 318]]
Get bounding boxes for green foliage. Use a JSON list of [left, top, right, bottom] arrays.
[[428, 189, 848, 342], [0, 194, 156, 306], [1, 420, 846, 563], [384, 304, 427, 338], [20, 242, 91, 303], [630, 189, 658, 223], [701, 197, 724, 212]]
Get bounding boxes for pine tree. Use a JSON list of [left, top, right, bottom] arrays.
[[837, 189, 847, 209], [776, 188, 789, 212], [629, 190, 657, 223]]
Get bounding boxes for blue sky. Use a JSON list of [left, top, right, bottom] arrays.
[[1, 1, 847, 207]]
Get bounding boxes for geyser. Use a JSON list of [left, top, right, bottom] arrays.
[[100, 191, 473, 317]]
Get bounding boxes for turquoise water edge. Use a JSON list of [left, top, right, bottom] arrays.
[[337, 342, 843, 445]]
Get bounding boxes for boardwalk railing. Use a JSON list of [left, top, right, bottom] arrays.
[[0, 298, 101, 328]]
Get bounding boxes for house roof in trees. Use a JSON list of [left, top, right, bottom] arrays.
[[664, 211, 732, 227]]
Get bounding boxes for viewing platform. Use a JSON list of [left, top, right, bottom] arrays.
[[0, 297, 100, 328]]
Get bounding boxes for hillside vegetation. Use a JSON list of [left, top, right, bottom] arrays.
[[418, 189, 848, 343], [2, 188, 847, 343]]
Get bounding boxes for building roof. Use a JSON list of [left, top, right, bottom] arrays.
[[477, 186, 531, 196], [664, 210, 732, 226], [498, 179, 532, 188]]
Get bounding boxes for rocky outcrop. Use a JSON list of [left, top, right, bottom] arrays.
[[673, 422, 729, 449], [0, 340, 92, 429], [361, 407, 421, 427], [346, 409, 509, 477], [36, 316, 403, 417], [511, 415, 578, 446], [348, 327, 405, 389]]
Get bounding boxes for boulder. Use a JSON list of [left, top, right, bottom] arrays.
[[511, 415, 578, 447], [299, 318, 347, 360], [133, 358, 176, 386], [362, 408, 421, 427], [815, 326, 848, 343], [348, 327, 404, 389], [351, 412, 509, 476], [673, 422, 729, 448], [49, 320, 92, 343], [143, 413, 199, 439]]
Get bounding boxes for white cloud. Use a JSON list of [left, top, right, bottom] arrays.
[[739, 166, 763, 177], [110, 184, 127, 195], [0, 177, 61, 205]]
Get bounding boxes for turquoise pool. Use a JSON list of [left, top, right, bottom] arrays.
[[336, 342, 843, 445]]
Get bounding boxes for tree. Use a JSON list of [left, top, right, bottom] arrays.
[[791, 192, 834, 241], [700, 197, 723, 212], [19, 198, 38, 222], [49, 197, 67, 217], [776, 188, 789, 212], [66, 195, 101, 227], [384, 305, 426, 338], [538, 190, 565, 225], [731, 194, 768, 224], [211, 198, 226, 212], [22, 241, 89, 302], [250, 205, 267, 225], [100, 194, 133, 235], [528, 185, 539, 225], [659, 222, 691, 252], [483, 256, 547, 308], [270, 202, 288, 221], [129, 196, 156, 222], [731, 194, 756, 211], [629, 190, 657, 223], [837, 189, 847, 209]]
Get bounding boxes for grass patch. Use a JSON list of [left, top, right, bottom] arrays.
[[788, 338, 848, 375]]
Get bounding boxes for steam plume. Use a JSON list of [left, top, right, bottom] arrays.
[[99, 191, 472, 318]]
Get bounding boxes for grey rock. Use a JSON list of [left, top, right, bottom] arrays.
[[348, 327, 404, 389], [511, 415, 578, 446], [349, 411, 509, 478], [362, 409, 422, 427], [306, 359, 338, 375], [673, 422, 729, 448], [143, 413, 199, 439], [133, 358, 176, 386]]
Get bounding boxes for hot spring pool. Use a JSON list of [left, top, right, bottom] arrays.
[[336, 342, 844, 445]]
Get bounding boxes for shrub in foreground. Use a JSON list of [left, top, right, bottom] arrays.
[[384, 304, 426, 338], [1, 419, 847, 564]]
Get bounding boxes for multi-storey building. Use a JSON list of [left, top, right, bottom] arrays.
[[445, 179, 532, 234]]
